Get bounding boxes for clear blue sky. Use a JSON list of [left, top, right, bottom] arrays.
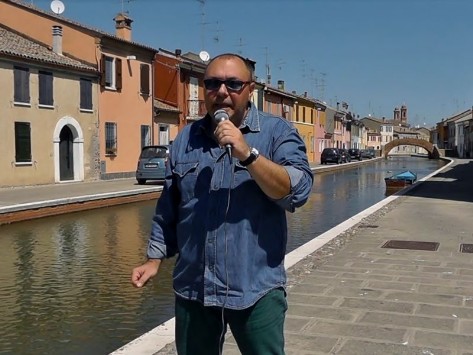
[[32, 0, 473, 127]]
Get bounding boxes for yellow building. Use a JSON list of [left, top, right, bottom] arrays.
[[0, 25, 99, 187]]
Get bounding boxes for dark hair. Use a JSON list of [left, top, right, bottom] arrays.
[[205, 53, 255, 81]]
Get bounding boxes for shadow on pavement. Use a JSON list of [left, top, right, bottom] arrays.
[[403, 160, 473, 203]]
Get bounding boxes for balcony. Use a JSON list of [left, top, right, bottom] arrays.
[[187, 100, 207, 120]]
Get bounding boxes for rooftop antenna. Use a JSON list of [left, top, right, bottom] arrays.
[[236, 37, 245, 55], [317, 72, 326, 100], [264, 47, 271, 85], [120, 0, 135, 14], [197, 0, 206, 50], [212, 20, 223, 45], [196, 0, 210, 62], [50, 0, 65, 14]]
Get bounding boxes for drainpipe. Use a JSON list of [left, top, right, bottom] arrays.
[[152, 53, 156, 145]]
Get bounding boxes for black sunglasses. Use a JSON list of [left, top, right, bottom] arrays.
[[203, 79, 251, 92]]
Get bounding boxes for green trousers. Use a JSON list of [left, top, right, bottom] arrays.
[[175, 288, 287, 355]]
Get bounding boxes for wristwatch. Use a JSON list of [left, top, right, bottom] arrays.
[[240, 147, 259, 166]]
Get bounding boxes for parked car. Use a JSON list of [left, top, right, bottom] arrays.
[[339, 148, 351, 163], [360, 149, 375, 159], [321, 148, 342, 164], [348, 148, 362, 161], [135, 145, 170, 185]]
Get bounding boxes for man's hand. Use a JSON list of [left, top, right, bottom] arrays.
[[131, 259, 161, 288], [214, 120, 251, 162]]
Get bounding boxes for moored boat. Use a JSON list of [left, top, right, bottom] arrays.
[[384, 170, 417, 188]]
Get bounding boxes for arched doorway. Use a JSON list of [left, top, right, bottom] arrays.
[[59, 126, 74, 181], [53, 117, 85, 183]]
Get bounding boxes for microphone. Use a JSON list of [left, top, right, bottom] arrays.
[[213, 109, 232, 159]]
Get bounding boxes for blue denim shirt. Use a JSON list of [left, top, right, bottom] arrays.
[[147, 102, 313, 309]]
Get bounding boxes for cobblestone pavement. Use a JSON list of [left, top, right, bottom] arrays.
[[159, 159, 473, 354]]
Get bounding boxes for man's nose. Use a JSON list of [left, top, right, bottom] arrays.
[[216, 82, 229, 95]]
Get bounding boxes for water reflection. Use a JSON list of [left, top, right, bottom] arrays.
[[0, 157, 445, 354]]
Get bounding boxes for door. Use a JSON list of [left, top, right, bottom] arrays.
[[159, 125, 169, 145], [59, 126, 74, 181]]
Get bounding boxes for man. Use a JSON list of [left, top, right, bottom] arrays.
[[132, 53, 313, 354]]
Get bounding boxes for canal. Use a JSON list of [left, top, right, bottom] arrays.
[[0, 157, 446, 355]]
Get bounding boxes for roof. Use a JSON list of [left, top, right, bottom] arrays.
[[154, 99, 180, 113], [264, 85, 298, 99], [5, 0, 158, 52], [455, 112, 472, 124], [0, 25, 97, 72], [441, 109, 471, 125]]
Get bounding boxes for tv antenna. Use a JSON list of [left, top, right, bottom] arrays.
[[235, 37, 246, 55], [263, 46, 271, 85], [317, 72, 326, 100], [197, 0, 207, 50], [120, 0, 135, 14], [50, 0, 65, 14]]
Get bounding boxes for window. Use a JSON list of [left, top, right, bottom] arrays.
[[14, 66, 30, 104], [15, 122, 32, 163], [141, 125, 151, 148], [140, 64, 150, 96], [39, 71, 53, 106], [101, 55, 122, 90], [80, 78, 93, 110], [105, 122, 117, 155]]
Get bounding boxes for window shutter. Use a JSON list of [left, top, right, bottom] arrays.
[[39, 73, 46, 104], [115, 58, 122, 90], [39, 71, 53, 106], [140, 64, 150, 96], [14, 68, 21, 102], [15, 122, 32, 162], [14, 67, 30, 103], [80, 78, 93, 110], [100, 55, 106, 87]]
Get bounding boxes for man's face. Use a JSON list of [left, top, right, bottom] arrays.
[[204, 57, 255, 125]]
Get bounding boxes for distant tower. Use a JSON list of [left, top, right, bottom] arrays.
[[393, 107, 400, 121], [400, 105, 407, 124]]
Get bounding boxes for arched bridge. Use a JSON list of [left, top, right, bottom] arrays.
[[382, 138, 441, 159]]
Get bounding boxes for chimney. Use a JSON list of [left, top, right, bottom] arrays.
[[52, 25, 63, 55], [114, 13, 133, 41], [277, 80, 284, 90]]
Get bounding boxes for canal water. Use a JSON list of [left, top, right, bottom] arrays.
[[0, 157, 446, 355]]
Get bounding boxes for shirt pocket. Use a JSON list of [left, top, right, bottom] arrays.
[[233, 161, 251, 188], [173, 162, 199, 202]]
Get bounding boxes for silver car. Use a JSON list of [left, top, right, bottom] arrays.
[[135, 145, 169, 185]]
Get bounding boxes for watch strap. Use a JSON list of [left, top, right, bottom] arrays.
[[240, 148, 259, 166]]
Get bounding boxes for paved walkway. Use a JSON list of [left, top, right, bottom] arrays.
[[149, 158, 473, 355], [274, 159, 473, 355]]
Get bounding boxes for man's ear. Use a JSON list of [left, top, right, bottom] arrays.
[[248, 82, 256, 99]]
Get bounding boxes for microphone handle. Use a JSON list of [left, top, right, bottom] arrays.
[[225, 144, 232, 159]]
